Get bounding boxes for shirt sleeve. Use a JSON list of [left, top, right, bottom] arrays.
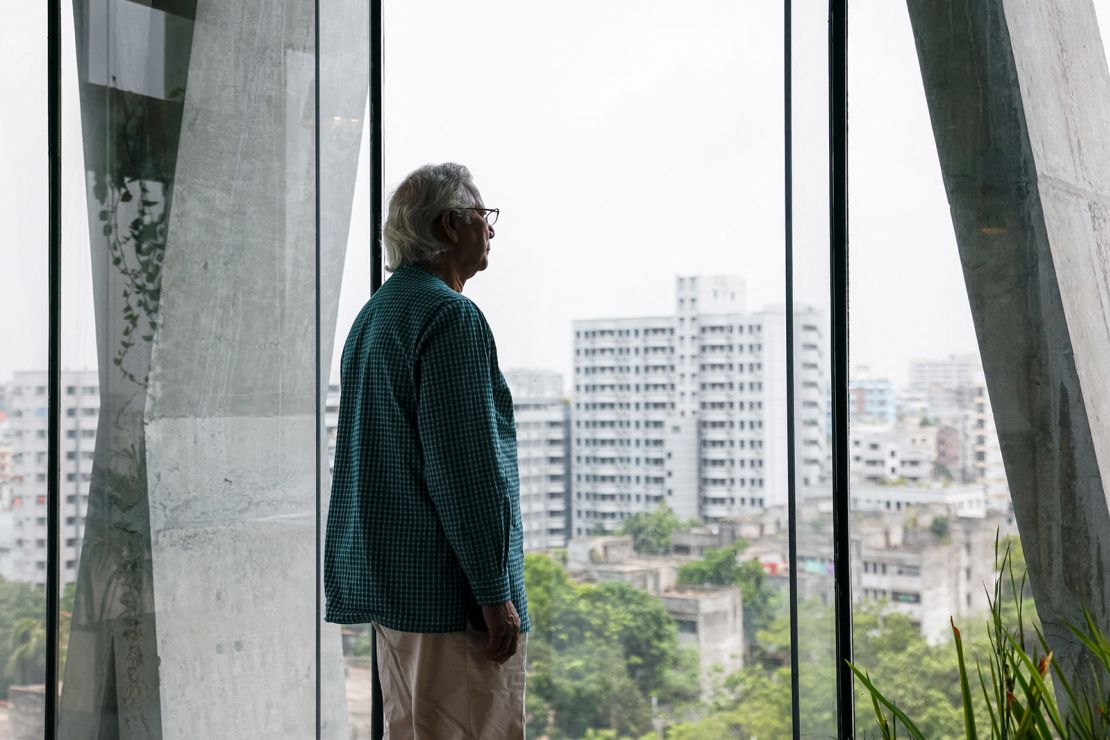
[[416, 299, 514, 606]]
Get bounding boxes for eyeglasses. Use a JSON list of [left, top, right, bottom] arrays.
[[461, 207, 499, 226]]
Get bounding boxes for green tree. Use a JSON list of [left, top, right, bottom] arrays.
[[5, 618, 46, 687], [524, 553, 699, 738], [735, 559, 778, 644], [584, 581, 685, 696], [676, 544, 741, 587], [0, 578, 48, 697], [619, 505, 683, 555]]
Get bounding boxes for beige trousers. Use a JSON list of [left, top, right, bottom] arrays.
[[374, 624, 527, 740]]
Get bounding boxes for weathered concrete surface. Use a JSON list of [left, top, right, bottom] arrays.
[[907, 0, 1110, 698], [62, 0, 368, 736], [145, 0, 363, 736]]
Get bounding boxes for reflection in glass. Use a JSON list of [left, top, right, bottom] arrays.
[[56, 1, 363, 737], [60, 2, 194, 733], [318, 0, 373, 734]]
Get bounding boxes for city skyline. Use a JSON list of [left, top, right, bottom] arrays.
[[1, 2, 1104, 737], [15, 0, 1099, 387]]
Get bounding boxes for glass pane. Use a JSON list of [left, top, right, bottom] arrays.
[[59, 2, 320, 736], [848, 1, 1043, 736], [317, 0, 373, 735], [378, 1, 790, 736], [791, 2, 838, 736], [0, 7, 49, 739]]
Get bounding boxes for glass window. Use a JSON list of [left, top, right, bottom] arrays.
[[54, 1, 346, 736], [372, 2, 789, 736], [846, 1, 1053, 735], [0, 8, 49, 734]]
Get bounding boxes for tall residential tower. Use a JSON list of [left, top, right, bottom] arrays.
[[571, 276, 827, 537]]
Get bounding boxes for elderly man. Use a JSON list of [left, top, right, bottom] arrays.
[[324, 163, 529, 739]]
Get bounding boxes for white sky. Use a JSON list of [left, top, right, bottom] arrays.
[[4, 1, 1110, 389]]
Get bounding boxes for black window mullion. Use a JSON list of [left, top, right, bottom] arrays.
[[369, 3, 385, 739], [829, 0, 854, 736], [370, 0, 384, 293], [47, 0, 63, 737]]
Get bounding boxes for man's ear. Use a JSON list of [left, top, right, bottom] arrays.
[[436, 210, 460, 245]]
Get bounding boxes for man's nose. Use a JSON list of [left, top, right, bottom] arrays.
[[488, 224, 495, 239]]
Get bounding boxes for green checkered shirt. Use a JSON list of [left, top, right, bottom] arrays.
[[324, 263, 530, 634]]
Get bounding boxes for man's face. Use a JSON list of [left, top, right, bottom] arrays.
[[456, 186, 495, 275]]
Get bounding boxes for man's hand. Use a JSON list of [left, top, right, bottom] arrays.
[[480, 599, 521, 664]]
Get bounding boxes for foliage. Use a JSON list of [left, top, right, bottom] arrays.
[[0, 578, 47, 697], [0, 580, 74, 698], [618, 505, 683, 555], [676, 544, 741, 587], [675, 545, 776, 648], [850, 534, 1110, 740], [524, 553, 700, 738], [349, 626, 373, 657], [94, 87, 184, 387], [5, 618, 46, 689]]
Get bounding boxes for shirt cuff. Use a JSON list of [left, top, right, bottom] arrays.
[[470, 573, 512, 606]]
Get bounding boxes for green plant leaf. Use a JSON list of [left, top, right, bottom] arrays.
[[951, 618, 979, 740], [975, 658, 1001, 738], [846, 662, 926, 740], [1006, 634, 1065, 738]]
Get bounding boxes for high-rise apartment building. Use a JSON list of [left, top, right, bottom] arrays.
[[903, 356, 1009, 501], [504, 370, 570, 552], [970, 370, 1009, 507], [571, 276, 827, 536], [908, 354, 981, 413], [5, 370, 98, 587]]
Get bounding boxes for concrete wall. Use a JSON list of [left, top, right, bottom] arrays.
[[907, 0, 1110, 696]]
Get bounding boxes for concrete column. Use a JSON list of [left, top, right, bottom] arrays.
[[60, 1, 366, 737], [907, 0, 1110, 697]]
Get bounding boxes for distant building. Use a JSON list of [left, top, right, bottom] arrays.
[[970, 372, 1009, 508], [661, 587, 744, 690], [504, 370, 570, 552], [850, 423, 932, 485], [853, 511, 1005, 640], [0, 444, 12, 484], [903, 356, 1009, 502], [849, 483, 988, 518], [849, 369, 896, 423], [734, 503, 1010, 642], [571, 275, 827, 536], [935, 424, 962, 474], [5, 370, 98, 587], [567, 534, 744, 690], [908, 354, 981, 412], [0, 482, 15, 581]]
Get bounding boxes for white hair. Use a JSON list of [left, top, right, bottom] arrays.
[[383, 163, 479, 271]]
